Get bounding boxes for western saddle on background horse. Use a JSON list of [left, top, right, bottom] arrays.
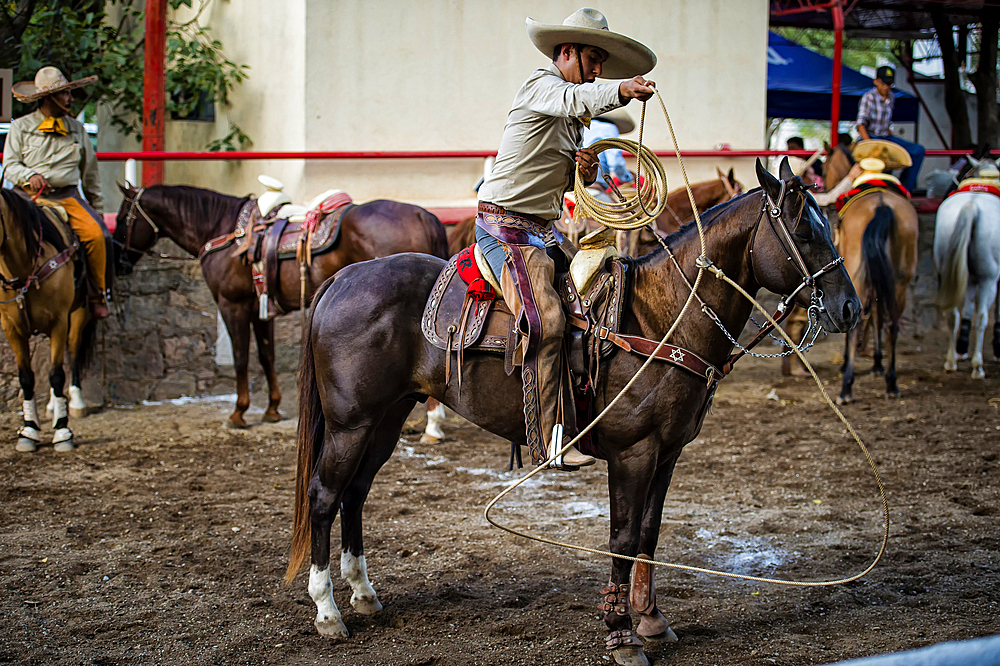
[[198, 175, 354, 320]]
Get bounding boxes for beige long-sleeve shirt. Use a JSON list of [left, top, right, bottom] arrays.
[[478, 63, 623, 220], [2, 109, 104, 213]]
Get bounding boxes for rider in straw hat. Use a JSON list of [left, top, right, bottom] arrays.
[[3, 66, 111, 318], [476, 8, 656, 470]]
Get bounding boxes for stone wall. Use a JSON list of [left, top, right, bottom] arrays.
[[0, 240, 302, 412]]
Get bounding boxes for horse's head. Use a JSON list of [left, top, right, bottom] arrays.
[[114, 182, 159, 276], [752, 158, 861, 334], [966, 154, 1000, 178]]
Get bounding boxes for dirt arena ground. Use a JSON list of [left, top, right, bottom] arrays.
[[1, 328, 998, 666]]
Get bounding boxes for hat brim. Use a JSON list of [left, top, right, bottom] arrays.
[[12, 75, 97, 103], [852, 139, 912, 170], [526, 18, 656, 80]]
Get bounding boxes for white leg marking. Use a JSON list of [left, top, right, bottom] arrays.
[[309, 565, 349, 639], [420, 403, 446, 442], [45, 388, 56, 417], [69, 385, 87, 413], [341, 551, 382, 615]]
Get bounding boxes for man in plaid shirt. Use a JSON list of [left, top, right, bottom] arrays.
[[856, 65, 925, 192]]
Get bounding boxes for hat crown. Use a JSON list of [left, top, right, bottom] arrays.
[[35, 67, 70, 91], [563, 8, 609, 32]]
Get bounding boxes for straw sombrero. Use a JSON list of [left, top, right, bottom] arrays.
[[12, 67, 97, 103], [852, 139, 911, 171], [526, 8, 656, 80], [594, 108, 635, 134]]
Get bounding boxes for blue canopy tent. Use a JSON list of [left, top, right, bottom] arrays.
[[767, 31, 918, 123]]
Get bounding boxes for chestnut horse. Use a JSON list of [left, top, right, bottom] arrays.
[[114, 184, 448, 426], [0, 190, 97, 452], [284, 160, 860, 665], [836, 189, 918, 404]]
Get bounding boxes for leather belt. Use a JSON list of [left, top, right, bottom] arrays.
[[477, 202, 552, 227]]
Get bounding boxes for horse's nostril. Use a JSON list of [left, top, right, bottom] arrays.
[[843, 298, 859, 325]]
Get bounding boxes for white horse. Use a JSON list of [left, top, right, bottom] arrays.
[[934, 158, 1000, 379]]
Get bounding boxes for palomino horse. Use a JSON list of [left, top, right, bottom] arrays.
[[836, 187, 918, 404], [114, 184, 448, 426], [285, 160, 860, 665], [934, 159, 1000, 379], [0, 190, 97, 452]]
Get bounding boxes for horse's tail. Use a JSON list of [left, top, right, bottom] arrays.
[[862, 205, 899, 322], [935, 201, 976, 312], [284, 275, 336, 585], [74, 316, 100, 372]]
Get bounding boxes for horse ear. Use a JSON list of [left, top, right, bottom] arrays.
[[716, 166, 725, 179], [778, 157, 795, 181], [117, 181, 135, 196], [756, 158, 781, 201], [727, 167, 735, 184]]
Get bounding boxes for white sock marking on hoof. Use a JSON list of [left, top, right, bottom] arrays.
[[422, 404, 446, 441], [45, 389, 55, 417], [309, 565, 349, 639], [341, 551, 382, 615], [68, 385, 87, 411]]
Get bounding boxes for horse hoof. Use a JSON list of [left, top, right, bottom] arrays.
[[69, 407, 88, 418], [261, 411, 282, 423], [54, 439, 75, 452], [943, 361, 957, 372], [419, 433, 442, 444], [351, 594, 383, 615], [610, 647, 649, 666], [885, 391, 901, 400], [16, 438, 38, 453], [636, 610, 677, 642], [226, 418, 249, 429], [836, 395, 851, 406], [956, 353, 969, 361], [972, 368, 986, 380], [315, 617, 350, 640]]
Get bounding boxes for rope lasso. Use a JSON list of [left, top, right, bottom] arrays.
[[484, 87, 890, 588]]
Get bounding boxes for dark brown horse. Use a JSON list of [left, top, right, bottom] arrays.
[[284, 160, 860, 665], [0, 190, 97, 452], [113, 184, 448, 426]]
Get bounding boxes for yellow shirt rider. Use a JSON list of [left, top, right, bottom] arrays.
[[3, 67, 112, 318], [476, 9, 656, 470]]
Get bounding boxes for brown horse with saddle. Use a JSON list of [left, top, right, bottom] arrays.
[[114, 183, 448, 426], [285, 159, 860, 665], [0, 190, 98, 452]]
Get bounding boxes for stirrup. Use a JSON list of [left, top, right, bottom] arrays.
[[548, 423, 565, 469]]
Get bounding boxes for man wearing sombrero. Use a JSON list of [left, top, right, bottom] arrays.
[[476, 8, 655, 470], [3, 66, 111, 318]]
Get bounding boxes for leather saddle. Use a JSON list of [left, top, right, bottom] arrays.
[[229, 192, 354, 320], [421, 245, 629, 388]]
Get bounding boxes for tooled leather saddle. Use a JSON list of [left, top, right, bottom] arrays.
[[421, 245, 723, 462], [201, 193, 354, 320]]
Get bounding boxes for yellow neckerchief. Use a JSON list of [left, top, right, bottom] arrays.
[[37, 116, 68, 136]]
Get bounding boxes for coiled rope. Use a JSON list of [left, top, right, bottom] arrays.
[[484, 87, 889, 588]]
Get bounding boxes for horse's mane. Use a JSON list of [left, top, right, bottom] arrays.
[[147, 184, 250, 231], [0, 189, 67, 257]]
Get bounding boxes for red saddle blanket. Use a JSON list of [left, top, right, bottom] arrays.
[[950, 182, 1000, 198], [836, 179, 910, 215], [455, 245, 496, 302]]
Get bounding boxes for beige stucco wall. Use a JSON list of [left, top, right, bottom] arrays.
[[100, 0, 768, 214]]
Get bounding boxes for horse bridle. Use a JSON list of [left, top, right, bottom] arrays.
[[117, 188, 193, 269]]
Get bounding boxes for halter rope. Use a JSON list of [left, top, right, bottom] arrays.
[[484, 87, 889, 589]]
